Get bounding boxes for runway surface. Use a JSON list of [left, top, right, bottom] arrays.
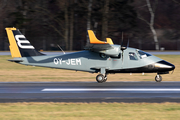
[[0, 82, 180, 103]]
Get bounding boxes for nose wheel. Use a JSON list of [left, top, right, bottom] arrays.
[[96, 74, 107, 83], [155, 74, 162, 82]]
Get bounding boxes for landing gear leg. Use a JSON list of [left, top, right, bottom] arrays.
[[155, 74, 162, 82], [104, 74, 107, 82]]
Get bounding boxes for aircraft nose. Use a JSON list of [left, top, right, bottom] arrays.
[[155, 60, 175, 71]]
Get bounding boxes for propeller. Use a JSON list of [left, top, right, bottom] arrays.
[[120, 33, 129, 51], [120, 32, 129, 65]]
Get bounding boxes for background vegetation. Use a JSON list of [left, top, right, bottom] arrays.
[[1, 0, 180, 51]]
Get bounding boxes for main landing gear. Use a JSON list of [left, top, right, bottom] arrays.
[[96, 74, 107, 83], [155, 74, 162, 82], [96, 68, 107, 83]]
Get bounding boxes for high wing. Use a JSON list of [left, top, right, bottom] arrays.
[[85, 30, 121, 57], [84, 30, 114, 51]]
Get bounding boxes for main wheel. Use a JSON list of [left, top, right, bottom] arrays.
[[155, 75, 162, 82], [96, 74, 105, 83]]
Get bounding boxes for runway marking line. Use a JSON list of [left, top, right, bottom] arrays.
[[41, 88, 180, 92]]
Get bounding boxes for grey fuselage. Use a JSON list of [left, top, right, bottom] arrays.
[[15, 46, 175, 74]]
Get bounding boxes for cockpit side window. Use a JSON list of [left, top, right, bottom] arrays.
[[137, 50, 152, 59], [129, 52, 138, 60]]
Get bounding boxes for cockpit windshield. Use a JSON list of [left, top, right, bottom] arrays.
[[136, 50, 152, 59]]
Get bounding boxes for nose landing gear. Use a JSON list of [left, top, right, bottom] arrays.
[[155, 74, 162, 82]]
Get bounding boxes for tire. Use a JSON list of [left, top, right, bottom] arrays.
[[96, 74, 105, 83], [155, 75, 162, 82]]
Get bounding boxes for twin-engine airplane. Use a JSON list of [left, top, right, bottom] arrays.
[[5, 27, 175, 83]]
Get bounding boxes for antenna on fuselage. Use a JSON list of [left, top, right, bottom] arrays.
[[57, 44, 66, 54]]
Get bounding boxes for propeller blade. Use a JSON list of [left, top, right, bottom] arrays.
[[127, 38, 129, 47], [121, 32, 123, 45], [120, 32, 128, 51], [121, 38, 129, 51]]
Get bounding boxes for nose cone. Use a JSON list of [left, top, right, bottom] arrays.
[[155, 60, 175, 71]]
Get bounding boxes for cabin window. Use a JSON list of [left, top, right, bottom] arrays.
[[129, 52, 138, 60], [137, 50, 152, 59]]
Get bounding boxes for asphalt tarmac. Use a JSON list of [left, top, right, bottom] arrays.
[[0, 82, 180, 103]]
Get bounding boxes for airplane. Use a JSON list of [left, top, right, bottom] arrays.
[[5, 27, 175, 83]]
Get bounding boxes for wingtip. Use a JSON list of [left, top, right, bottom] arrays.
[[88, 30, 107, 44], [106, 38, 114, 45]]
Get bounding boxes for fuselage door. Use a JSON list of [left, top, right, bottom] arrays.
[[122, 50, 139, 69]]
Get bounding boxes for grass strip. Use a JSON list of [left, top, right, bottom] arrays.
[[0, 102, 180, 120]]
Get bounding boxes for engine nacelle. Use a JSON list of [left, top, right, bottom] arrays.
[[98, 45, 121, 57]]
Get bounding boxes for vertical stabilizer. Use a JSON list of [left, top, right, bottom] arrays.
[[5, 27, 44, 58]]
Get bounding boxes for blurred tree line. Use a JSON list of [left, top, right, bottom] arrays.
[[0, 0, 180, 51]]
